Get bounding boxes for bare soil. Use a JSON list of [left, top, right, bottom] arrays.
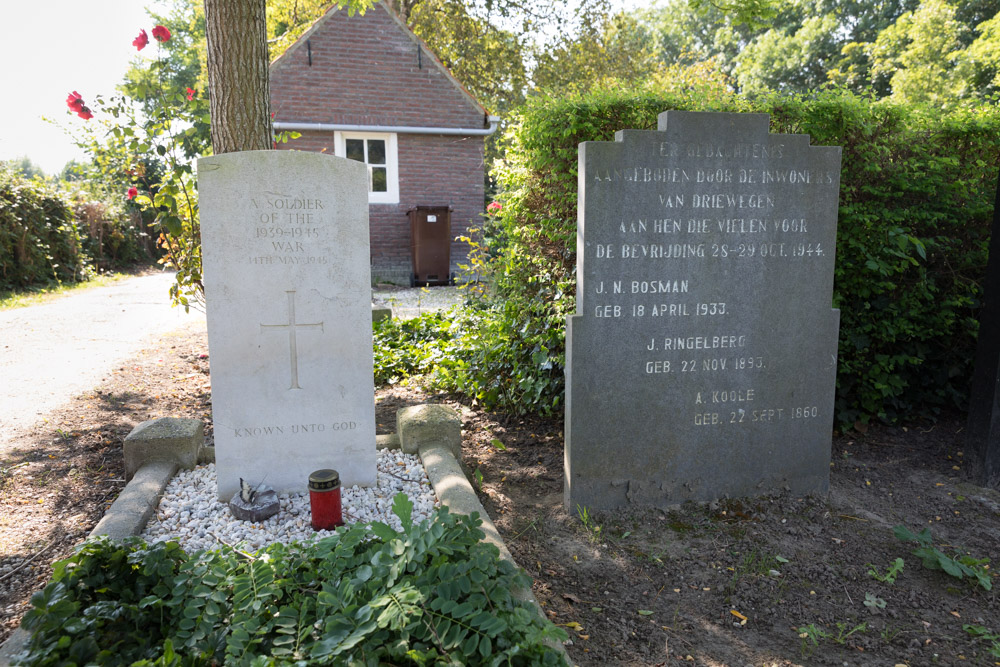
[[3, 324, 999, 666]]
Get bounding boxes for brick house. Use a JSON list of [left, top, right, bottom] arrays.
[[269, 1, 497, 285]]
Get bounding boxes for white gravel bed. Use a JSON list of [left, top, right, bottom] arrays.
[[141, 449, 438, 552]]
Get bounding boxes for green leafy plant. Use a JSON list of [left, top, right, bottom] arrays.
[[832, 621, 868, 644], [863, 592, 886, 610], [964, 624, 1000, 658], [576, 504, 602, 544], [893, 524, 992, 590], [797, 623, 827, 655], [867, 557, 905, 583], [14, 494, 568, 666], [797, 621, 867, 655], [372, 310, 458, 386]]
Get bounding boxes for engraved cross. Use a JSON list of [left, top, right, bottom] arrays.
[[260, 290, 324, 389]]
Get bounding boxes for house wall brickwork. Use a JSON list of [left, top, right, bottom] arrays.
[[270, 2, 487, 283]]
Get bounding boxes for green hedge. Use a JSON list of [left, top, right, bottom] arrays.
[[0, 166, 151, 292], [474, 87, 999, 425], [0, 166, 88, 289]]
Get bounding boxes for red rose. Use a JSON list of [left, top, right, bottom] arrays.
[[77, 107, 93, 120], [487, 201, 502, 214], [133, 29, 149, 51], [66, 91, 84, 113], [127, 187, 138, 200], [152, 25, 171, 42], [186, 87, 195, 101]]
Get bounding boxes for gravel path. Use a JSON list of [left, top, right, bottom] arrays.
[[0, 272, 205, 454], [372, 285, 466, 319]]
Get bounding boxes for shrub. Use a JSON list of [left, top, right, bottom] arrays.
[[0, 165, 89, 290], [476, 86, 999, 424], [67, 185, 154, 270], [0, 166, 153, 292], [372, 310, 457, 385]]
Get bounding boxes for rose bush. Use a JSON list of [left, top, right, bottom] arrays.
[[66, 24, 207, 308]]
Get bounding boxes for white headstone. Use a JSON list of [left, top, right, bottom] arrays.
[[198, 150, 376, 500]]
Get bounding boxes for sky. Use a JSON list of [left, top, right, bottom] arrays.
[[0, 0, 643, 177], [0, 2, 161, 176]]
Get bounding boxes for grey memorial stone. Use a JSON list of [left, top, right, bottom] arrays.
[[199, 151, 377, 500], [565, 111, 842, 509]]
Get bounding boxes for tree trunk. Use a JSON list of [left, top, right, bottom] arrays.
[[203, 0, 272, 154]]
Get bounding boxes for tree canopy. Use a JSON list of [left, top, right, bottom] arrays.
[[639, 0, 999, 106]]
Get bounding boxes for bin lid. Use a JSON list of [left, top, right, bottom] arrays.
[[407, 205, 453, 213]]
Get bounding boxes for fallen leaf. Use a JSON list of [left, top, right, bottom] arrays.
[[950, 611, 961, 618], [563, 621, 583, 630], [590, 607, 603, 613], [638, 610, 654, 616], [562, 593, 582, 604], [730, 610, 747, 621]]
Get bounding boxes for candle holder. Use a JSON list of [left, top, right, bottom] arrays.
[[308, 469, 343, 530]]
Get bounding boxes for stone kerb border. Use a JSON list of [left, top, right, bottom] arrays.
[[1, 409, 568, 666]]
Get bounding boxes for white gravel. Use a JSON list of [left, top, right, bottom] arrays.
[[141, 449, 438, 552], [372, 285, 467, 320]]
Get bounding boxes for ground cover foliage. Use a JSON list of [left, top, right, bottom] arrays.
[[0, 165, 152, 292], [439, 86, 1000, 426], [13, 494, 567, 666]]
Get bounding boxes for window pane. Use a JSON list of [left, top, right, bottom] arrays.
[[371, 166, 388, 192], [345, 139, 364, 162], [367, 139, 386, 165]]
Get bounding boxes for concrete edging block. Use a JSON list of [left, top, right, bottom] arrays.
[[90, 460, 178, 541], [124, 417, 203, 481], [397, 404, 461, 457]]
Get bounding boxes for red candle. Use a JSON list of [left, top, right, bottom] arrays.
[[308, 469, 343, 530]]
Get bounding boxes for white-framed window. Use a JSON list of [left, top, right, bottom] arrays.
[[334, 132, 399, 204]]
